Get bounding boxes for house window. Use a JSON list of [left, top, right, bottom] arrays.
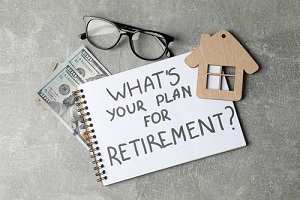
[[206, 65, 235, 91]]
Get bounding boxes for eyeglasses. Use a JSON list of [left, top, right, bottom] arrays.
[[79, 16, 174, 61]]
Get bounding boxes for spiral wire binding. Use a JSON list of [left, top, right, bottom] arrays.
[[73, 89, 107, 184]]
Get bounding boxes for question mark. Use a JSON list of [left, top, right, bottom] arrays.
[[225, 106, 235, 130]]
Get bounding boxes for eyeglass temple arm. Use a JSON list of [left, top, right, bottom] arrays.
[[114, 21, 143, 32], [78, 21, 137, 40], [79, 33, 87, 40], [165, 48, 173, 58], [166, 47, 173, 58], [154, 37, 173, 58]]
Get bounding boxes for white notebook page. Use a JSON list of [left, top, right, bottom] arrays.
[[78, 53, 246, 186]]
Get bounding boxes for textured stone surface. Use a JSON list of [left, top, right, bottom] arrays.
[[0, 0, 299, 199]]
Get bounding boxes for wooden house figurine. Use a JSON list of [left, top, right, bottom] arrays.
[[185, 30, 258, 101]]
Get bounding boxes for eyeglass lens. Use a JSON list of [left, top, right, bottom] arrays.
[[132, 32, 167, 60], [87, 19, 120, 49], [86, 19, 167, 60]]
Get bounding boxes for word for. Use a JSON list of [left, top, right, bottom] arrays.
[[107, 113, 225, 166], [143, 109, 171, 127]]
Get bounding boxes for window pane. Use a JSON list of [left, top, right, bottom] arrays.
[[206, 75, 220, 90], [221, 76, 235, 91], [208, 65, 221, 74], [222, 66, 235, 75]]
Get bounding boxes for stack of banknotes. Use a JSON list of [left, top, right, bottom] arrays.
[[36, 46, 111, 149]]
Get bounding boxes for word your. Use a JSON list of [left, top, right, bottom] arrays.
[[106, 100, 146, 121], [107, 112, 225, 166]]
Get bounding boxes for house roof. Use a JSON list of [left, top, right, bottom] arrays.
[[186, 30, 259, 74]]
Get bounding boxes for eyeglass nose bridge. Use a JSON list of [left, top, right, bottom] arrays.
[[119, 30, 135, 43], [119, 29, 136, 36]]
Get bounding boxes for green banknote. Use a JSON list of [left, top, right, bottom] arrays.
[[37, 46, 111, 149], [35, 61, 60, 111], [67, 45, 111, 80]]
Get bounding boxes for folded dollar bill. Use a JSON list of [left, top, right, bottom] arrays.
[[35, 61, 60, 111], [36, 46, 111, 149]]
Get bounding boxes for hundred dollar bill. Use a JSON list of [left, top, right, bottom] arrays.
[[37, 64, 89, 148], [36, 45, 111, 110], [35, 61, 60, 111], [65, 45, 111, 80], [36, 46, 111, 149]]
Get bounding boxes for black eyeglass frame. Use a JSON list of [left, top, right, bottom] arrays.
[[79, 16, 174, 61]]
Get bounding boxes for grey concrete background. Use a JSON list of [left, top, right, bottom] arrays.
[[0, 0, 299, 199]]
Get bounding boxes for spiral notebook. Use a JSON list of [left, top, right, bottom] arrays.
[[75, 53, 246, 186]]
